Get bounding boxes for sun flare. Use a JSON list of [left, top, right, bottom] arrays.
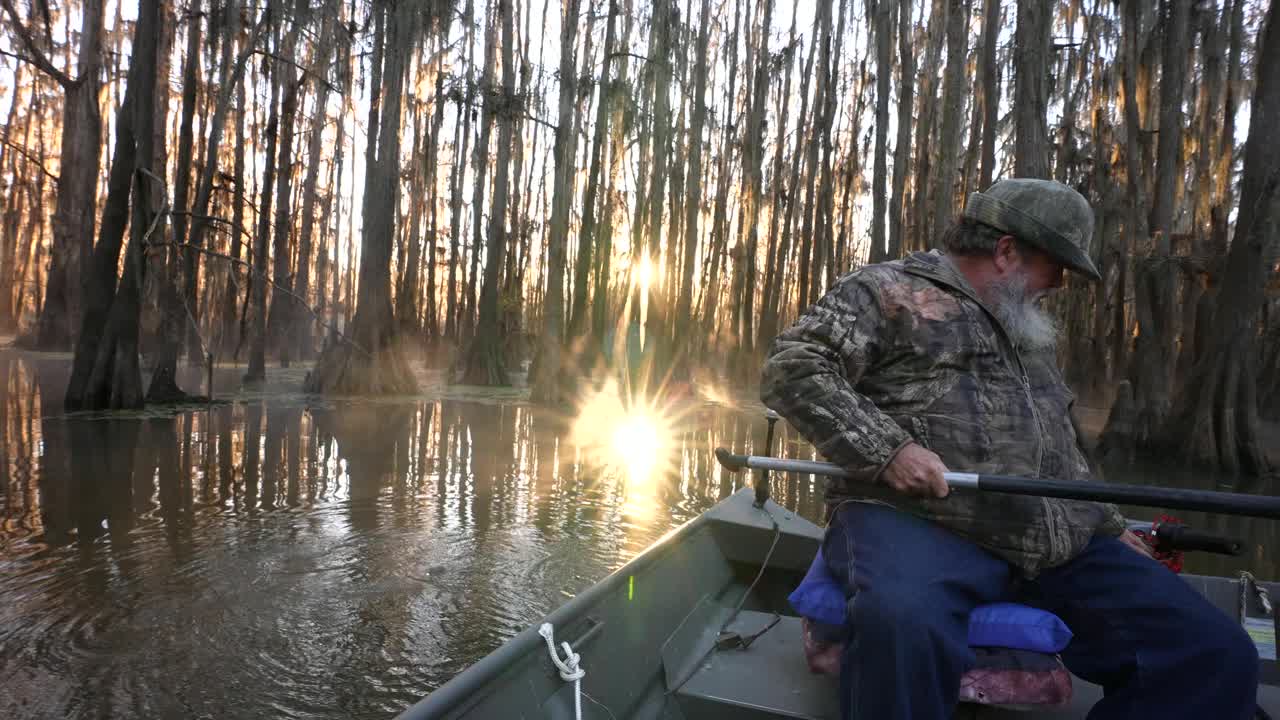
[[570, 381, 672, 491]]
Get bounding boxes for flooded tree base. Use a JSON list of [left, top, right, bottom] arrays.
[[303, 336, 417, 394], [1158, 341, 1271, 478]]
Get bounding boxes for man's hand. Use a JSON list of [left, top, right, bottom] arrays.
[[1118, 529, 1155, 558], [882, 442, 950, 498]]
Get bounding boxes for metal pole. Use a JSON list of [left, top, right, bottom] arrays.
[[714, 448, 1280, 520], [754, 411, 780, 507]]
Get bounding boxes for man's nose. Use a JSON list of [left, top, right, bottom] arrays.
[[1050, 265, 1065, 289]]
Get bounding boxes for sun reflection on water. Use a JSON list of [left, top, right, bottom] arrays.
[[570, 380, 674, 518]]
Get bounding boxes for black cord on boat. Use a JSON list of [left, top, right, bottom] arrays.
[[722, 506, 782, 631], [665, 506, 785, 698]]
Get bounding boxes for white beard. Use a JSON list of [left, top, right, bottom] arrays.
[[988, 271, 1059, 352]]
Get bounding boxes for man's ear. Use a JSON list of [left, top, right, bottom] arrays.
[[992, 235, 1020, 273]]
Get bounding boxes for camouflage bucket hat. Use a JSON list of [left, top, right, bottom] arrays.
[[962, 178, 1102, 281]]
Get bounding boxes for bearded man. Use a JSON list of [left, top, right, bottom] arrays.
[[760, 179, 1259, 719]]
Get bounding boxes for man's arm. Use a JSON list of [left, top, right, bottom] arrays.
[[760, 277, 915, 485]]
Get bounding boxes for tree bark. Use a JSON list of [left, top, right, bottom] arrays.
[[931, 0, 970, 233], [446, 0, 476, 341], [64, 0, 163, 412], [568, 0, 619, 347], [1158, 1, 1279, 476], [265, 9, 305, 367], [887, 0, 914, 259], [976, 0, 999, 189], [293, 8, 337, 361], [147, 0, 204, 402], [305, 0, 419, 395], [465, 2, 500, 342], [20, 0, 106, 351], [244, 57, 280, 384], [870, 0, 894, 263], [1013, 0, 1051, 178], [911, 0, 949, 249], [672, 0, 712, 370], [795, 0, 832, 308], [528, 0, 580, 400], [221, 63, 248, 358], [757, 1, 800, 349]]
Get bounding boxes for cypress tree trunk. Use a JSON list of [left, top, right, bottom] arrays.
[[1013, 0, 1051, 178], [1131, 0, 1191, 446], [931, 0, 970, 232], [911, 0, 949, 249], [887, 0, 914, 258], [870, 0, 894, 263], [1158, 1, 1279, 475], [757, 0, 800, 349], [64, 0, 163, 412], [528, 0, 579, 400], [293, 9, 337, 361], [697, 0, 740, 342], [465, 2, 500, 342], [424, 46, 447, 341], [591, 0, 634, 347], [146, 0, 204, 402], [265, 8, 305, 367], [641, 0, 674, 368], [795, 0, 832, 309], [976, 0, 999, 189], [244, 59, 280, 384], [17, 0, 107, 351], [673, 0, 712, 369], [463, 0, 517, 387], [221, 69, 247, 359], [446, 0, 475, 341], [305, 0, 421, 395], [569, 0, 619, 344]]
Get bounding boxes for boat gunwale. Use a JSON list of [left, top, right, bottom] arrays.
[[395, 502, 727, 718]]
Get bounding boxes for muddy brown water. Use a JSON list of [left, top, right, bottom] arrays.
[[0, 349, 1274, 718]]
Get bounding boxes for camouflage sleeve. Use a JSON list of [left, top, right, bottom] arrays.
[[759, 276, 912, 484]]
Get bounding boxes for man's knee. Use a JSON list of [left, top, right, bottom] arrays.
[[1165, 598, 1261, 695], [1200, 614, 1260, 683]]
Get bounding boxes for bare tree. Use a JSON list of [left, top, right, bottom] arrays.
[[64, 0, 164, 411], [2, 0, 107, 351], [463, 0, 520, 385], [1012, 0, 1051, 178], [528, 0, 580, 399]]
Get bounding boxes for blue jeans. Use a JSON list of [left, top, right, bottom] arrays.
[[823, 502, 1260, 720]]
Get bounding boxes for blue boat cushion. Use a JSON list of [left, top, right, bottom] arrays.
[[789, 547, 1073, 653], [968, 602, 1073, 653]]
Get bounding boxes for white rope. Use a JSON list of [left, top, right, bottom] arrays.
[[539, 622, 585, 720]]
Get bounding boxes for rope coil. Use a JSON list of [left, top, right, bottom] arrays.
[[539, 622, 585, 720]]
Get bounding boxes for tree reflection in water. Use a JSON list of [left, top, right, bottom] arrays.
[[0, 350, 1272, 718]]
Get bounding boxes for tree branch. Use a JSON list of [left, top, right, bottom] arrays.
[[253, 49, 339, 94], [145, 236, 372, 359], [0, 135, 59, 183], [0, 0, 76, 87]]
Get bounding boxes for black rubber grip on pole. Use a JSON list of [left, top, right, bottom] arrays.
[[976, 474, 1280, 520], [1156, 525, 1245, 556]]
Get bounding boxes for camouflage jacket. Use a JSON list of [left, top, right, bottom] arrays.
[[760, 250, 1125, 575]]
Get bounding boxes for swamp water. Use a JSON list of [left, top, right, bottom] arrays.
[[0, 349, 1273, 718]]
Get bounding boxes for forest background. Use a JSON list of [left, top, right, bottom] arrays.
[[0, 0, 1278, 477]]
